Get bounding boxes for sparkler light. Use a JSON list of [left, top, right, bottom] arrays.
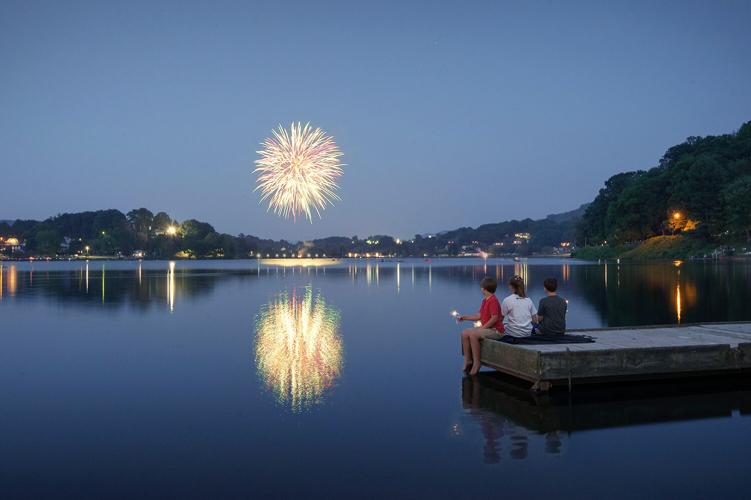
[[254, 122, 344, 222], [254, 287, 343, 412]]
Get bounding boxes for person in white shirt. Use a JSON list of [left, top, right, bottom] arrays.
[[501, 275, 537, 338]]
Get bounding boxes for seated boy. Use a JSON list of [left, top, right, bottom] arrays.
[[458, 277, 505, 375], [534, 278, 567, 335]]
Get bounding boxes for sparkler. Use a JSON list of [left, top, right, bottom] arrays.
[[254, 122, 344, 222]]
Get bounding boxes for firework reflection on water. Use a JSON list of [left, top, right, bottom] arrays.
[[254, 286, 343, 411]]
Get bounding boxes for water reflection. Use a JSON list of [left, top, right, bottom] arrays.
[[570, 261, 719, 326], [460, 372, 751, 463], [254, 287, 343, 412], [0, 263, 225, 309], [0, 260, 749, 327], [461, 374, 563, 462], [167, 261, 176, 312], [513, 261, 528, 286], [8, 264, 17, 297]]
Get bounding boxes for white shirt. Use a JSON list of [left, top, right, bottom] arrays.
[[501, 293, 537, 337]]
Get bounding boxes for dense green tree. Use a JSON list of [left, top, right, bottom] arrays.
[[576, 172, 640, 245], [576, 119, 751, 246], [723, 175, 751, 241], [33, 229, 62, 255], [152, 212, 173, 232], [127, 208, 154, 231]]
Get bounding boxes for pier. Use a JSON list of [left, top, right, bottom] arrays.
[[480, 322, 751, 391]]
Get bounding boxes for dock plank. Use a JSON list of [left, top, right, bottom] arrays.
[[479, 322, 751, 388]]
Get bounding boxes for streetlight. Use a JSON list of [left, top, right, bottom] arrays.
[[669, 211, 685, 235], [166, 225, 177, 236]]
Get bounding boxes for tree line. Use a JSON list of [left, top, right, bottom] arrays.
[[0, 205, 582, 259], [576, 120, 751, 245]]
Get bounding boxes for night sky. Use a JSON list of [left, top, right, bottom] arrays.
[[2, 0, 750, 240]]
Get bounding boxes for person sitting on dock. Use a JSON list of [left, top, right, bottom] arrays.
[[458, 277, 505, 375], [534, 278, 567, 336], [501, 275, 537, 338]]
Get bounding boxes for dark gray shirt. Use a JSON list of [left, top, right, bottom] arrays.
[[537, 295, 567, 335]]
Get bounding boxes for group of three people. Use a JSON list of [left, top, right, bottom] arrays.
[[458, 275, 567, 375]]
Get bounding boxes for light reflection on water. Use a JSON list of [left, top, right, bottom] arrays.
[[167, 260, 175, 312], [0, 259, 749, 328], [254, 286, 343, 412]]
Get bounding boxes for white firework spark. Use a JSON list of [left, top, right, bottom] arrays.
[[254, 122, 344, 222]]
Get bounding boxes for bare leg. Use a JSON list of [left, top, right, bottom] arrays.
[[461, 329, 472, 372], [468, 329, 484, 375]]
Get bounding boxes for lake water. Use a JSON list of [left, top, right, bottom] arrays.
[[1, 258, 750, 499]]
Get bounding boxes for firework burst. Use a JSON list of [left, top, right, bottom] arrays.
[[254, 122, 344, 222]]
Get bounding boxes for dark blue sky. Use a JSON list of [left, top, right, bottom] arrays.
[[1, 1, 750, 240]]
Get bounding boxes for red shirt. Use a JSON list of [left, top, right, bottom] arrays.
[[480, 294, 504, 333]]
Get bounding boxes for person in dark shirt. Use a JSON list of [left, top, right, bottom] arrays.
[[534, 278, 567, 335]]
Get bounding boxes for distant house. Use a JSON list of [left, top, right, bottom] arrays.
[[132, 250, 146, 259], [59, 236, 73, 252], [1, 237, 25, 253]]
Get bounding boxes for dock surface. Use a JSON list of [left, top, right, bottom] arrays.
[[480, 322, 751, 390]]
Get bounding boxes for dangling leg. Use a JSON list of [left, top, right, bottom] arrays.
[[461, 328, 473, 372], [468, 329, 484, 375]]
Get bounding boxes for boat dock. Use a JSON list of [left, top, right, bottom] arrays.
[[480, 322, 751, 391]]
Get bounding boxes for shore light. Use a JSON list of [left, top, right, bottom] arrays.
[[673, 212, 682, 220], [166, 225, 178, 236]]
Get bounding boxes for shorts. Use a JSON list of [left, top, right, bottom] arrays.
[[479, 328, 504, 340]]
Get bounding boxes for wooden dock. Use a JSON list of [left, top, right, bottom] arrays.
[[479, 322, 751, 390]]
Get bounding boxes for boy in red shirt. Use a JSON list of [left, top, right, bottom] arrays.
[[458, 277, 504, 375]]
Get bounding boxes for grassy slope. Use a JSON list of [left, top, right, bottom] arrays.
[[573, 235, 726, 260]]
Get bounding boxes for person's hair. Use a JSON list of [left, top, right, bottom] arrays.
[[480, 277, 497, 294], [509, 275, 526, 298], [543, 277, 558, 292]]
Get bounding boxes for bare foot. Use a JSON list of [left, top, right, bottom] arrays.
[[469, 364, 481, 376], [462, 362, 472, 373]]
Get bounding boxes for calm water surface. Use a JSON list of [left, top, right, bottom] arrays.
[[1, 258, 750, 499]]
